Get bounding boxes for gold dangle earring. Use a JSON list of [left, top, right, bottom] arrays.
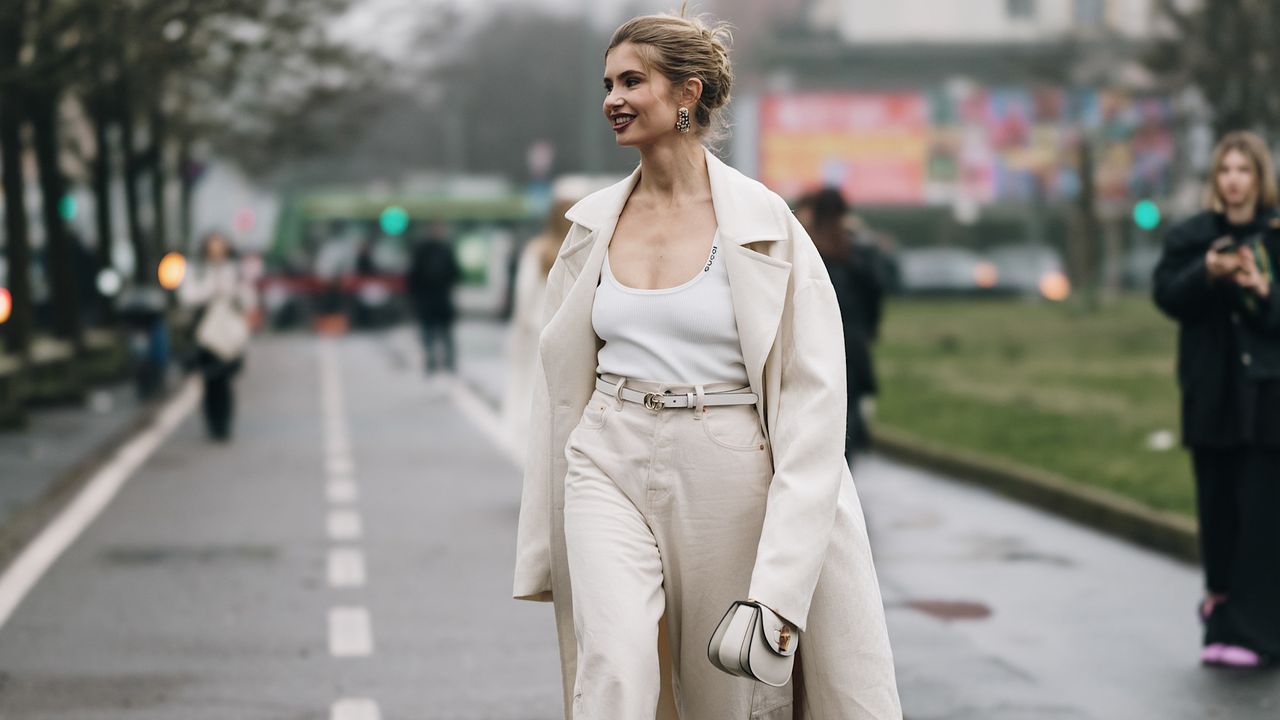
[[675, 106, 691, 134]]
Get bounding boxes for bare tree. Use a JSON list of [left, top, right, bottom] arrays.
[[1150, 0, 1280, 138]]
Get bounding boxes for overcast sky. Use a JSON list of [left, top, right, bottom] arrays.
[[331, 0, 684, 60]]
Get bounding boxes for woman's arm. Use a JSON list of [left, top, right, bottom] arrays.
[[178, 268, 211, 307], [746, 218, 847, 633], [1153, 225, 1232, 322]]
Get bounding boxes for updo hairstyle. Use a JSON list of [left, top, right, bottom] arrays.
[[606, 8, 734, 143]]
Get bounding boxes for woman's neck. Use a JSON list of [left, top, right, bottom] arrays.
[[1225, 202, 1257, 226], [634, 139, 709, 207]]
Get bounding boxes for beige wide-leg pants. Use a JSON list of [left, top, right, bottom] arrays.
[[564, 375, 793, 719]]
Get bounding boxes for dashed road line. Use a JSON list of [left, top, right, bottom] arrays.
[[327, 548, 367, 588], [331, 698, 381, 720], [326, 457, 356, 476], [326, 480, 360, 504], [327, 509, 363, 541], [329, 606, 374, 657]]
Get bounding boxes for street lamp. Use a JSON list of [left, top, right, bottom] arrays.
[[158, 252, 187, 290]]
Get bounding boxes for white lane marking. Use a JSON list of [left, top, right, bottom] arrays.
[[326, 480, 359, 504], [327, 548, 366, 588], [329, 606, 374, 657], [331, 698, 381, 720], [0, 378, 200, 629], [327, 510, 363, 541], [449, 377, 522, 467], [326, 457, 356, 476]]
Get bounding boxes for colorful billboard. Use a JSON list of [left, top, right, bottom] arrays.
[[758, 87, 1175, 207]]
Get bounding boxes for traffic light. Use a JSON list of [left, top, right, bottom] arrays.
[[58, 194, 77, 221], [0, 287, 11, 325], [379, 206, 409, 236], [1133, 200, 1161, 231]]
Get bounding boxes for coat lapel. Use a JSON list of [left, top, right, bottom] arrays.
[[723, 244, 790, 430], [705, 150, 792, 432]]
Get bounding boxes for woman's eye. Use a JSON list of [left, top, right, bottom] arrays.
[[626, 78, 640, 87]]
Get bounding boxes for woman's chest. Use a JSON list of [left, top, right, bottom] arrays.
[[607, 207, 719, 290]]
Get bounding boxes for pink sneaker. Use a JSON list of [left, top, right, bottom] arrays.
[[1217, 645, 1262, 668], [1201, 643, 1226, 665]]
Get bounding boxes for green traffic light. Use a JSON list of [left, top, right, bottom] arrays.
[[1133, 200, 1161, 230], [58, 194, 77, 221], [379, 206, 409, 236]]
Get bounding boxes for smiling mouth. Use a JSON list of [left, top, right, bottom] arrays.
[[611, 114, 636, 131]]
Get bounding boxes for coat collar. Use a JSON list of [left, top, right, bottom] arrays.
[[562, 147, 792, 250]]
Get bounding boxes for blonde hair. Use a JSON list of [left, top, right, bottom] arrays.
[[606, 5, 734, 145], [538, 199, 576, 274], [1206, 130, 1279, 212]]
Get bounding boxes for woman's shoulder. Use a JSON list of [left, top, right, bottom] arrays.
[[1165, 211, 1218, 248]]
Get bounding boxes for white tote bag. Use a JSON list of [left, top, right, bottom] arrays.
[[196, 298, 250, 362]]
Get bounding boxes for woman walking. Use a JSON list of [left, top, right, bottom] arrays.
[[180, 231, 255, 442], [1154, 130, 1280, 668], [513, 9, 900, 718], [503, 179, 604, 463]]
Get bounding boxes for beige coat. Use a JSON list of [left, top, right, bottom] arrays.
[[514, 149, 901, 719]]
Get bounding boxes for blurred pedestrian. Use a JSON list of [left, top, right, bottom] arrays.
[[180, 230, 256, 442], [406, 224, 460, 374], [513, 10, 900, 719], [502, 182, 588, 462], [1154, 130, 1280, 668], [795, 188, 884, 460]]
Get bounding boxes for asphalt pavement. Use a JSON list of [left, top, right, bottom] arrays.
[[0, 322, 1275, 719]]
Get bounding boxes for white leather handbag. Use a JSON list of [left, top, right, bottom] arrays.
[[196, 298, 250, 362], [707, 600, 797, 687]]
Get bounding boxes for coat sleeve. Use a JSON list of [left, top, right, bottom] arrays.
[[747, 218, 847, 632], [512, 234, 575, 602], [1153, 224, 1222, 322]]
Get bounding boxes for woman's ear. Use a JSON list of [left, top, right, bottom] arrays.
[[680, 77, 703, 109]]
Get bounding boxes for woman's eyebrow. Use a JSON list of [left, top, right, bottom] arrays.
[[604, 69, 645, 84]]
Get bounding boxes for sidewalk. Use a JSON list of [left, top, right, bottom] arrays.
[[0, 376, 165, 566]]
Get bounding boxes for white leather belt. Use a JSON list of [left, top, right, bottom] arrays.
[[596, 377, 758, 410]]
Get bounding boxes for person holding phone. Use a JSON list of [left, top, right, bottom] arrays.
[[1154, 130, 1280, 668]]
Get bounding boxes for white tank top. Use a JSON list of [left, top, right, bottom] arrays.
[[592, 232, 749, 386]]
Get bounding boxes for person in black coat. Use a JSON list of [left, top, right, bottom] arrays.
[[406, 225, 461, 374], [795, 188, 884, 460], [1153, 130, 1280, 668]]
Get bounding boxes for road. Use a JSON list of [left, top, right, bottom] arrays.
[[0, 324, 1276, 719]]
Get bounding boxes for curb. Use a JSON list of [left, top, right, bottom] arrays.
[[0, 380, 190, 575], [871, 424, 1200, 564]]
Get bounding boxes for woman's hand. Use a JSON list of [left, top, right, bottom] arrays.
[[1234, 245, 1271, 299], [1206, 239, 1243, 280]]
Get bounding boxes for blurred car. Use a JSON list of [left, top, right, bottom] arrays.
[[896, 247, 992, 295], [986, 244, 1071, 300]]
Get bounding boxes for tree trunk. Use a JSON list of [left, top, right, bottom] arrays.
[[31, 91, 84, 350], [90, 99, 116, 319], [1073, 138, 1101, 312], [0, 2, 33, 359], [149, 107, 168, 253], [178, 131, 193, 252], [120, 90, 149, 285]]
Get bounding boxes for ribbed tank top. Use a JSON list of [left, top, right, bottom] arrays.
[[592, 232, 749, 386]]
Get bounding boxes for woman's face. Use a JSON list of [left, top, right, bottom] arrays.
[[205, 234, 230, 262], [602, 43, 680, 148], [1216, 149, 1258, 210]]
